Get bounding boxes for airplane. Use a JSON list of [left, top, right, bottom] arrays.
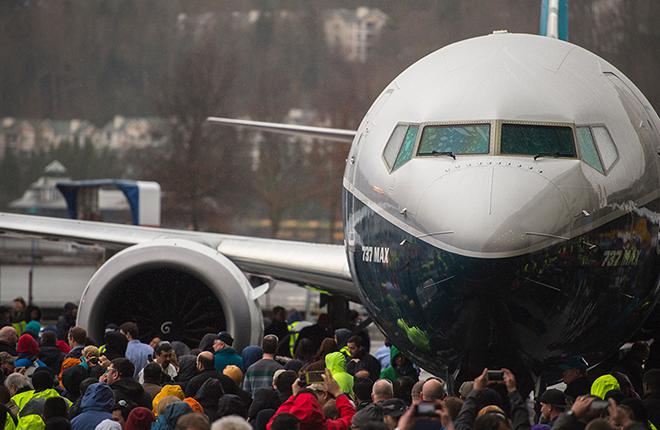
[[2, 3, 660, 387]]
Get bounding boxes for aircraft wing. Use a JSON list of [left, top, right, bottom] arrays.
[[207, 117, 356, 143], [0, 212, 358, 301]]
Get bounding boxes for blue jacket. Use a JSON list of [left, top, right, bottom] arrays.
[[152, 402, 193, 430], [71, 383, 114, 430], [214, 347, 243, 373]]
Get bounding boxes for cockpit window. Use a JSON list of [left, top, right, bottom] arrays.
[[383, 124, 408, 169], [591, 126, 618, 171], [392, 125, 419, 170], [576, 127, 605, 174], [417, 124, 490, 156], [500, 124, 576, 157]]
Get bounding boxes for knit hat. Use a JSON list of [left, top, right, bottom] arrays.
[[217, 331, 234, 346], [17, 333, 40, 356], [217, 394, 247, 419], [223, 365, 243, 386], [125, 407, 155, 430], [24, 321, 41, 338], [183, 397, 204, 413]]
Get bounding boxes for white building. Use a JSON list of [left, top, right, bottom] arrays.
[[96, 115, 169, 151], [324, 7, 388, 63]]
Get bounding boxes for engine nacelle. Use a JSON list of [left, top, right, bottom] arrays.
[[77, 239, 263, 349]]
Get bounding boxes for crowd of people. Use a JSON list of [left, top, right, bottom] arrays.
[[0, 298, 657, 430]]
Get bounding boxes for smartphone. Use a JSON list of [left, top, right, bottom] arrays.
[[305, 371, 325, 385], [590, 400, 609, 411], [487, 370, 504, 381], [414, 402, 437, 417]]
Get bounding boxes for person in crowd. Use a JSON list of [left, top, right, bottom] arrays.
[[65, 327, 87, 360], [454, 368, 529, 430], [265, 307, 290, 342], [70, 382, 115, 430], [153, 386, 185, 415], [10, 298, 26, 327], [353, 378, 374, 411], [139, 342, 178, 383], [293, 339, 315, 367], [217, 393, 247, 419], [270, 412, 299, 430], [420, 378, 446, 402], [334, 329, 352, 360], [175, 355, 198, 388], [125, 406, 155, 430], [374, 342, 391, 370], [102, 331, 128, 361], [538, 388, 567, 426], [23, 320, 41, 341], [81, 346, 103, 378], [120, 322, 154, 377], [642, 369, 660, 429], [150, 338, 162, 350], [295, 314, 331, 355], [223, 365, 243, 388], [25, 306, 42, 324], [443, 396, 464, 421], [0, 352, 16, 381], [185, 352, 218, 398], [176, 412, 210, 430], [392, 376, 415, 408], [61, 365, 88, 402], [268, 368, 355, 430], [410, 380, 424, 405], [142, 363, 165, 400], [0, 328, 17, 357], [244, 335, 284, 397], [6, 373, 34, 415], [211, 416, 252, 430], [14, 333, 47, 376], [152, 401, 192, 430], [273, 371, 297, 404], [242, 346, 263, 372], [56, 303, 78, 342], [615, 342, 649, 396], [194, 379, 224, 422], [381, 398, 407, 430], [40, 330, 65, 374], [352, 378, 393, 426], [379, 347, 417, 383], [559, 356, 590, 402], [104, 357, 151, 409], [212, 332, 243, 374], [325, 352, 353, 396], [302, 338, 338, 373], [248, 388, 281, 423], [346, 336, 381, 382]]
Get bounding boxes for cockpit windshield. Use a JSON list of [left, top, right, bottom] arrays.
[[500, 123, 576, 157], [417, 124, 490, 156]]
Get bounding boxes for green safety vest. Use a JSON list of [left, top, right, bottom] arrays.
[[288, 322, 300, 356], [3, 412, 16, 430], [10, 391, 35, 413], [11, 322, 26, 337], [15, 414, 43, 430]]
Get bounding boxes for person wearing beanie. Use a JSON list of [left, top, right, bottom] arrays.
[[151, 401, 191, 430], [223, 365, 243, 387], [124, 407, 155, 430], [182, 397, 204, 414], [24, 321, 41, 340], [217, 394, 247, 419], [334, 328, 352, 361], [152, 385, 184, 415], [14, 334, 47, 376], [212, 332, 243, 374]]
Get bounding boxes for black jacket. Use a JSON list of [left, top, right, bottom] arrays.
[[111, 378, 151, 409], [39, 345, 65, 374], [564, 377, 590, 403], [643, 393, 660, 428], [185, 369, 219, 397], [0, 341, 17, 356], [552, 412, 585, 430]]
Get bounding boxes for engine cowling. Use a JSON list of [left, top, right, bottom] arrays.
[[77, 239, 263, 349]]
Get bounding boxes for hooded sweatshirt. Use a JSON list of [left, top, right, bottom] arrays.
[[194, 379, 224, 422], [152, 385, 185, 415], [213, 347, 244, 373], [325, 352, 353, 395], [590, 374, 620, 399], [267, 392, 355, 430], [71, 383, 114, 430], [151, 402, 192, 430], [379, 346, 417, 382], [110, 378, 151, 409]]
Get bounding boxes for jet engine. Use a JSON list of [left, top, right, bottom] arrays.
[[76, 239, 263, 349]]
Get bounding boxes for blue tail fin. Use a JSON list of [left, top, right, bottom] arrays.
[[539, 0, 569, 41]]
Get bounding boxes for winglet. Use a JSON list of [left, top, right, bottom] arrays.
[[540, 0, 569, 41], [206, 116, 356, 143]]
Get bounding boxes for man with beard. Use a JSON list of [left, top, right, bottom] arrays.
[[346, 336, 381, 382]]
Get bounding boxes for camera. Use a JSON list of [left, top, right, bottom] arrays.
[[487, 369, 504, 381], [414, 402, 437, 417]]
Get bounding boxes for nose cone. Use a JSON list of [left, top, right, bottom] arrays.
[[415, 165, 572, 257]]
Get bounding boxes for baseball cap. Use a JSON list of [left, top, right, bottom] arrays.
[[558, 356, 588, 371], [217, 331, 234, 346]]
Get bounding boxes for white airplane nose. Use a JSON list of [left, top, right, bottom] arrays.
[[414, 164, 573, 257]]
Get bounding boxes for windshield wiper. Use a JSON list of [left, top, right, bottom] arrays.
[[430, 150, 456, 160], [533, 152, 572, 161]]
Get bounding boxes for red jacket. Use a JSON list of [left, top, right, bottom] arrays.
[[267, 392, 355, 430]]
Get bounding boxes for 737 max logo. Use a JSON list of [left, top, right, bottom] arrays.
[[601, 248, 641, 267], [362, 246, 390, 264]]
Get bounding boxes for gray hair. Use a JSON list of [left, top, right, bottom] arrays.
[[211, 416, 251, 430], [4, 373, 32, 393]]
